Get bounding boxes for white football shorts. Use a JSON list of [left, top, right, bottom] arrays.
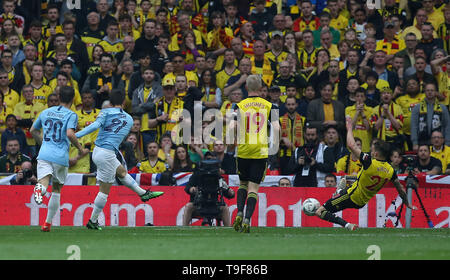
[[37, 160, 68, 185], [92, 146, 121, 184]]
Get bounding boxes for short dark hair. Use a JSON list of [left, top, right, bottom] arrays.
[[60, 59, 73, 68], [159, 32, 170, 41], [1, 49, 12, 57], [325, 173, 337, 181], [59, 86, 75, 104], [118, 13, 132, 22], [109, 89, 125, 106], [56, 71, 69, 79], [107, 20, 119, 28], [373, 139, 391, 159], [100, 53, 113, 62], [6, 136, 20, 144], [47, 3, 58, 12], [156, 7, 169, 16], [81, 91, 94, 98], [146, 141, 160, 149], [62, 20, 75, 28], [366, 70, 379, 81], [29, 20, 42, 29], [355, 87, 366, 95], [5, 114, 17, 122], [319, 11, 331, 19]]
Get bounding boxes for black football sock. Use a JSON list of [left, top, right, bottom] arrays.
[[244, 192, 258, 221], [320, 210, 348, 227], [236, 185, 248, 214]]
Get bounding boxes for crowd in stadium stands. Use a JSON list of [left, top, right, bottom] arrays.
[[1, 0, 450, 187]]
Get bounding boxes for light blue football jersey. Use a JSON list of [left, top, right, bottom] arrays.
[[76, 107, 133, 152], [32, 106, 78, 167]]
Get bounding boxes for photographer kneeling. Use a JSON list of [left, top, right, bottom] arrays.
[[10, 161, 38, 185], [182, 151, 235, 226]]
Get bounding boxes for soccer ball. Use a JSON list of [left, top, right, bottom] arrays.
[[302, 198, 320, 216]]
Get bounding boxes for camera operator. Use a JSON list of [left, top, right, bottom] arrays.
[[182, 151, 235, 226], [10, 161, 37, 185], [288, 125, 336, 187]]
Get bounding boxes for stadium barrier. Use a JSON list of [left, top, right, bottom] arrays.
[[2, 171, 450, 188], [1, 184, 448, 228]]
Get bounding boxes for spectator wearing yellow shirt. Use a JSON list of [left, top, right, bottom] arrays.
[[68, 137, 92, 174], [432, 54, 450, 106], [13, 85, 46, 157], [402, 8, 439, 41], [118, 13, 141, 41], [376, 21, 406, 62], [52, 72, 82, 111], [326, 0, 348, 37], [0, 49, 24, 93], [98, 21, 124, 58], [163, 53, 199, 88], [75, 91, 100, 150], [25, 21, 48, 62], [0, 91, 13, 138], [420, 0, 445, 31], [215, 49, 240, 95], [41, 4, 63, 40], [81, 53, 124, 108], [207, 11, 234, 53], [27, 62, 53, 106], [370, 87, 405, 150], [336, 137, 363, 175], [345, 89, 373, 153], [135, 0, 158, 32], [168, 11, 204, 52], [292, 1, 320, 41], [437, 5, 450, 55], [139, 142, 168, 173], [148, 79, 184, 143], [319, 29, 340, 60], [430, 130, 450, 173], [0, 69, 20, 110], [265, 31, 289, 65]]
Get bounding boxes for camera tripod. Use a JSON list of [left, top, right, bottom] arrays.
[[384, 171, 434, 228]]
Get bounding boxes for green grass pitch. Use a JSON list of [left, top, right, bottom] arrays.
[[0, 226, 449, 260]]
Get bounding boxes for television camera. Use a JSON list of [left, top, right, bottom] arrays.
[[193, 158, 232, 225]]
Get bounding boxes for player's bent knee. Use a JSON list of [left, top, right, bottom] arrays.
[[184, 202, 195, 211], [116, 165, 128, 178]]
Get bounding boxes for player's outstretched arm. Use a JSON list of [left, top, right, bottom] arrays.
[[393, 178, 417, 210], [30, 127, 43, 146], [75, 120, 102, 139], [67, 128, 89, 157], [345, 116, 361, 159]]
